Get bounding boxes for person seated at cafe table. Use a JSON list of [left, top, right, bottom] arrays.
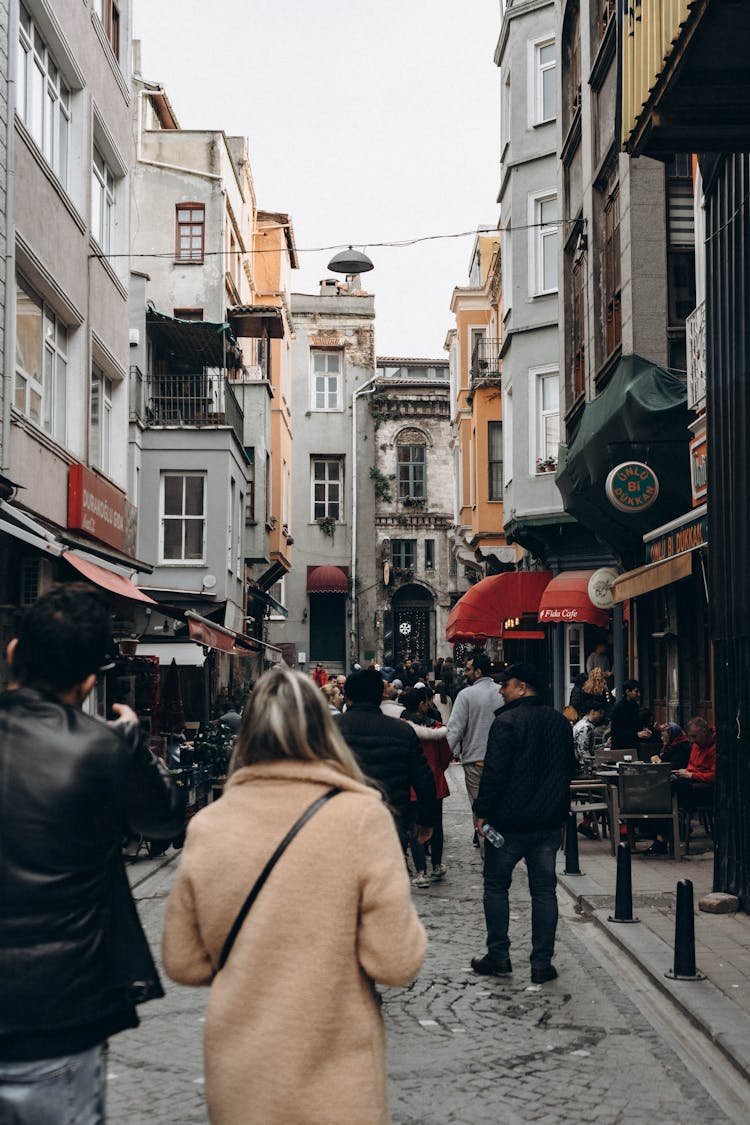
[[572, 705, 606, 840], [645, 717, 716, 855], [650, 722, 691, 771]]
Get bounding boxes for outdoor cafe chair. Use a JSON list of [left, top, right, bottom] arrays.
[[612, 762, 682, 860]]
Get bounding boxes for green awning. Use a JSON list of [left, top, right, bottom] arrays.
[[555, 355, 691, 559], [146, 307, 242, 368]]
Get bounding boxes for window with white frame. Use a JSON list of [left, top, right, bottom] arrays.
[[503, 387, 513, 485], [532, 38, 557, 124], [161, 473, 206, 562], [311, 351, 342, 410], [90, 368, 113, 475], [15, 273, 68, 442], [227, 478, 236, 572], [502, 224, 513, 313], [534, 369, 560, 471], [17, 4, 71, 186], [237, 490, 244, 578], [501, 69, 511, 157], [311, 457, 342, 521], [92, 146, 116, 253], [530, 192, 558, 295]]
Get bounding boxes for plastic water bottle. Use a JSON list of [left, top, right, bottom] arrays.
[[482, 823, 505, 849]]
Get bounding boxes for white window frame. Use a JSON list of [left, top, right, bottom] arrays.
[[17, 4, 71, 187], [565, 623, 584, 697], [236, 490, 244, 579], [15, 272, 68, 444], [310, 457, 343, 522], [528, 365, 560, 474], [92, 145, 116, 253], [528, 36, 556, 126], [227, 477, 235, 573], [159, 472, 207, 565], [90, 367, 113, 476], [502, 223, 513, 315], [310, 351, 342, 412], [528, 190, 559, 296], [268, 576, 286, 621], [503, 385, 513, 487]]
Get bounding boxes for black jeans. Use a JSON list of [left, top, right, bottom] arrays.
[[483, 828, 562, 968]]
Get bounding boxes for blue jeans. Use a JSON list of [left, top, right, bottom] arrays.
[[483, 829, 562, 968], [0, 1045, 107, 1124]]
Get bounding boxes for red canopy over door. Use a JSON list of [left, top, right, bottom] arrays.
[[446, 571, 552, 643], [537, 570, 611, 629]]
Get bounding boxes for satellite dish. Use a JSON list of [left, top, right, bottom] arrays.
[[202, 574, 217, 590]]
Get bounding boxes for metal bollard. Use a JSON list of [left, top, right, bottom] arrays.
[[564, 811, 583, 876], [608, 841, 640, 923], [665, 879, 705, 980]]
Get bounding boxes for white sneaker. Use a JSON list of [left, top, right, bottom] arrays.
[[430, 864, 447, 880], [411, 871, 431, 889]]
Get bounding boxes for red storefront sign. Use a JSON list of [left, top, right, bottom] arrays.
[[68, 464, 135, 553]]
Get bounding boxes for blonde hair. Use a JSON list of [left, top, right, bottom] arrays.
[[321, 682, 340, 703], [231, 666, 364, 783], [583, 667, 607, 695]]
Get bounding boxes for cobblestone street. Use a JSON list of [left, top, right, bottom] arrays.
[[111, 767, 733, 1123]]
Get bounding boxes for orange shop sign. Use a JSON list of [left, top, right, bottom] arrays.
[[689, 432, 707, 504], [68, 464, 134, 553]]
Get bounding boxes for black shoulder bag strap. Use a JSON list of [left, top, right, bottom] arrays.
[[216, 786, 343, 972]]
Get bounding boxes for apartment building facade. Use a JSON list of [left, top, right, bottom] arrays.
[[0, 0, 138, 700]]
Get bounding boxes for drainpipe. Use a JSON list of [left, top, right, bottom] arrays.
[[2, 1, 18, 472], [350, 373, 378, 668]]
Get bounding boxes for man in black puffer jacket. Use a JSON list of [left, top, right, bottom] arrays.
[[337, 668, 435, 845], [0, 584, 184, 1122], [471, 663, 575, 984]]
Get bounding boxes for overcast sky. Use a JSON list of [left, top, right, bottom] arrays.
[[133, 0, 501, 358]]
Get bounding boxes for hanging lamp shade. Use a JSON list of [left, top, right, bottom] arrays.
[[327, 246, 374, 274]]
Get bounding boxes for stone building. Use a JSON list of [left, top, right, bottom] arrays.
[[368, 357, 468, 673]]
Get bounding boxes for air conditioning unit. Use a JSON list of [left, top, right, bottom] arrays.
[[20, 557, 55, 607]]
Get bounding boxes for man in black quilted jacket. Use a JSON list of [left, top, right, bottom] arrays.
[[471, 662, 575, 984], [337, 668, 435, 846]]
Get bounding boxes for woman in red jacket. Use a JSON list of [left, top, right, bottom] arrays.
[[400, 689, 452, 886], [646, 716, 715, 855]]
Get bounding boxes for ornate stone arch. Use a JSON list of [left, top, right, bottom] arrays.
[[393, 425, 432, 449]]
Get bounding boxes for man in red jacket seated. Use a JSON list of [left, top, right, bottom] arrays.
[[646, 716, 716, 855]]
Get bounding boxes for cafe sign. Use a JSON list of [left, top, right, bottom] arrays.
[[645, 509, 708, 565], [68, 463, 135, 554], [689, 432, 707, 504], [605, 462, 659, 513]]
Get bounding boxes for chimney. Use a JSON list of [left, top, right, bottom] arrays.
[[319, 278, 339, 296]]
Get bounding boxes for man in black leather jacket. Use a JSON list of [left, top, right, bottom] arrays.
[[0, 583, 184, 1122]]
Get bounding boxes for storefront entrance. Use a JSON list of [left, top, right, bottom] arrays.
[[390, 584, 433, 669]]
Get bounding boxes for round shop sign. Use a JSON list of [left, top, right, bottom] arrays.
[[587, 567, 620, 610], [605, 462, 659, 513]]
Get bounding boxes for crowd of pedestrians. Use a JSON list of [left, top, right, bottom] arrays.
[[0, 587, 717, 1123]]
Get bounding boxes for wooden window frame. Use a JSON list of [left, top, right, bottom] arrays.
[[488, 420, 504, 501], [603, 182, 622, 358], [175, 203, 206, 263], [571, 251, 586, 400]]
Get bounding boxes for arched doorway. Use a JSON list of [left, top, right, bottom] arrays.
[[389, 583, 434, 669]]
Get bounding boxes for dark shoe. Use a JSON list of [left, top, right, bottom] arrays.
[[530, 965, 558, 984], [577, 824, 598, 841], [471, 954, 512, 976], [472, 831, 480, 848], [645, 839, 668, 856]]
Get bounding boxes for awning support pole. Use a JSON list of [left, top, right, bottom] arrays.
[[613, 602, 626, 698]]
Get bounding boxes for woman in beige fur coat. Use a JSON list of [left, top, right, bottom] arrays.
[[162, 667, 426, 1125]]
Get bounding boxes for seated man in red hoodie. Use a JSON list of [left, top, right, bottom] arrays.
[[646, 716, 715, 854]]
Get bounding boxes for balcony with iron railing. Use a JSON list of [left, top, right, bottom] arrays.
[[137, 368, 244, 447], [470, 337, 502, 384]]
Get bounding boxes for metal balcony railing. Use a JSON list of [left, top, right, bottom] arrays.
[[470, 337, 502, 381], [146, 370, 244, 447]]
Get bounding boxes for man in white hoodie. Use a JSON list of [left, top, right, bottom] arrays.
[[446, 652, 503, 845]]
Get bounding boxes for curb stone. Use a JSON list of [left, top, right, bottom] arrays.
[[558, 869, 750, 1085]]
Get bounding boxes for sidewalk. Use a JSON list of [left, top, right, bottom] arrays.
[[558, 825, 750, 1081]]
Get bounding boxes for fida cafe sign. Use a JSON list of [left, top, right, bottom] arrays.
[[605, 462, 659, 513]]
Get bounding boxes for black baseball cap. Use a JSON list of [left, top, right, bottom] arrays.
[[497, 662, 543, 691]]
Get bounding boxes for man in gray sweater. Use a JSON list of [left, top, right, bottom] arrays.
[[446, 652, 503, 846]]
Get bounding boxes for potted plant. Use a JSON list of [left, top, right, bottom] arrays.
[[316, 516, 337, 539], [536, 456, 558, 474]]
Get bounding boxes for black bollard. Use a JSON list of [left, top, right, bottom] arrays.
[[665, 879, 705, 980], [608, 841, 640, 923], [564, 811, 583, 876]]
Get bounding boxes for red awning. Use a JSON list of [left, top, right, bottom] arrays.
[[537, 570, 611, 629], [445, 571, 552, 643], [185, 610, 259, 654], [62, 551, 157, 605], [307, 565, 349, 594]]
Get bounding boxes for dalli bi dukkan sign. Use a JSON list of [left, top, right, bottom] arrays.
[[645, 510, 708, 566], [605, 462, 659, 513]]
